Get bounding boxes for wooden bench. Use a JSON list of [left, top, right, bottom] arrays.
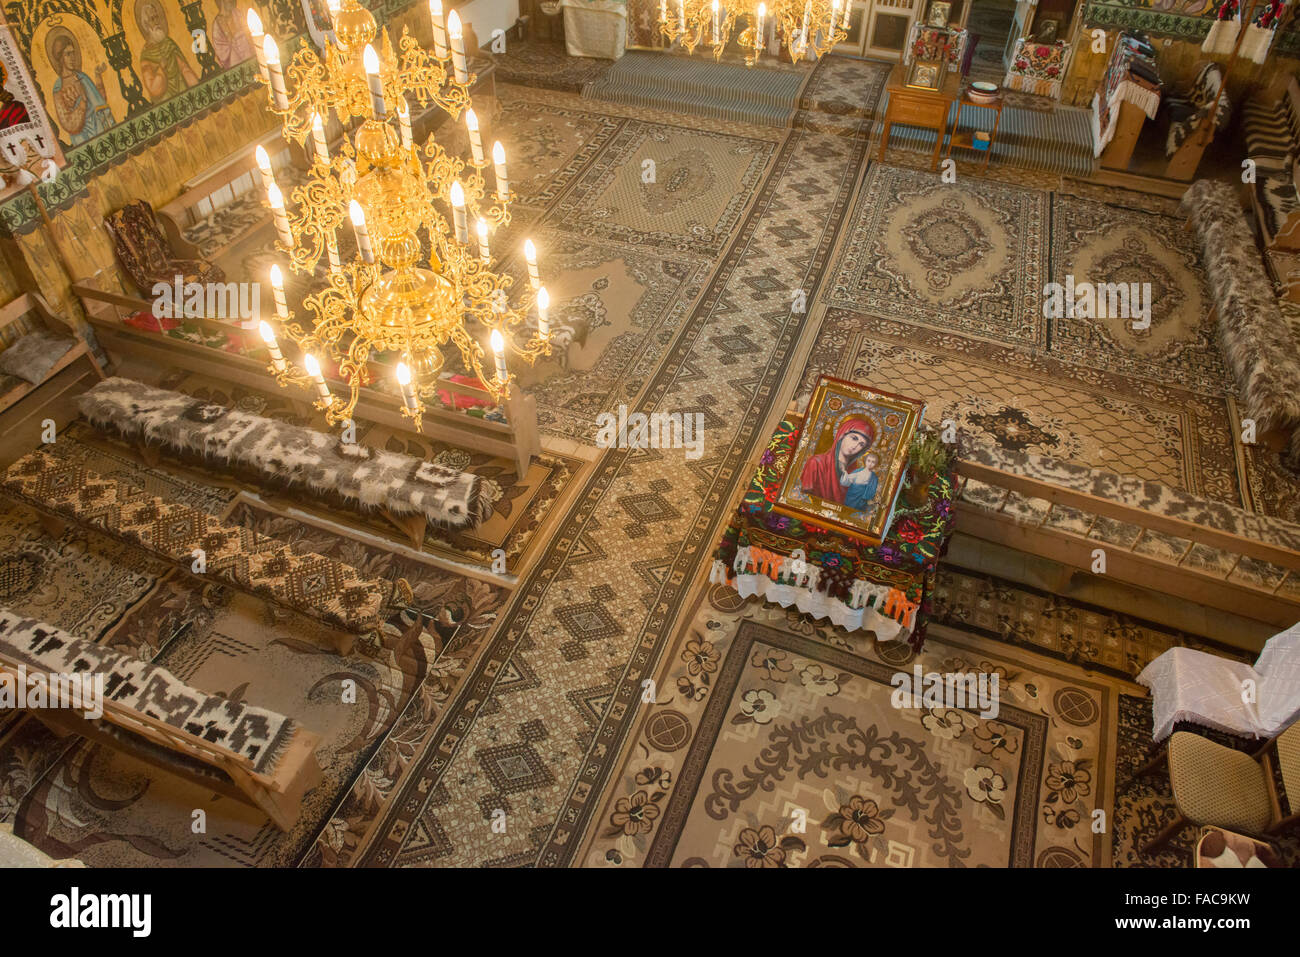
[[72, 278, 541, 477], [0, 293, 104, 437], [0, 610, 323, 831], [1, 450, 408, 654]]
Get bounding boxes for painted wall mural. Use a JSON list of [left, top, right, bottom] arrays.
[[1082, 0, 1300, 55]]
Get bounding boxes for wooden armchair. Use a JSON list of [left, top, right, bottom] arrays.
[[104, 199, 225, 297], [1140, 721, 1300, 854]]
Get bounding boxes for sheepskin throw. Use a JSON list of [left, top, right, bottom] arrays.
[[0, 608, 298, 776], [2, 451, 395, 634], [79, 377, 491, 531]]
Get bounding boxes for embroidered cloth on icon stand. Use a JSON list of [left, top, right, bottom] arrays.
[[713, 417, 956, 649], [1, 451, 396, 635], [0, 609, 298, 777]]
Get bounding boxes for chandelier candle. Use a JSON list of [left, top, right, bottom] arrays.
[[429, 0, 449, 59], [398, 97, 413, 149], [465, 109, 484, 165], [363, 44, 387, 117], [449, 181, 469, 243], [267, 184, 293, 247], [303, 354, 334, 406], [263, 36, 289, 109], [476, 218, 491, 262], [757, 3, 766, 45], [841, 0, 850, 28], [524, 238, 540, 290], [713, 0, 720, 43], [326, 0, 340, 26], [349, 200, 375, 263], [248, 10, 270, 85], [254, 145, 273, 192], [492, 141, 509, 200], [490, 328, 508, 383], [448, 11, 469, 84], [311, 113, 330, 166], [269, 265, 289, 318], [537, 286, 550, 339], [678, 0, 686, 32], [396, 361, 418, 411], [259, 321, 288, 373], [327, 235, 342, 274]]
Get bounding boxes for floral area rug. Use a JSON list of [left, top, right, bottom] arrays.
[[576, 583, 1130, 867]]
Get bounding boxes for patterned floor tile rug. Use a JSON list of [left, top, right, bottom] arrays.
[[800, 308, 1244, 504], [575, 584, 1127, 868]]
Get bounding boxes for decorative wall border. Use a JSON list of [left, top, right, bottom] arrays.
[[1081, 1, 1300, 58]]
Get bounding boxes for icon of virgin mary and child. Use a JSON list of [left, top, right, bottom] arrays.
[[799, 415, 880, 513]]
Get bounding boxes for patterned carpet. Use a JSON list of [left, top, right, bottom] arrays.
[[577, 584, 1126, 867]]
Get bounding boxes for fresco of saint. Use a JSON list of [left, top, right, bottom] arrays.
[[136, 0, 197, 103], [211, 0, 254, 68], [47, 29, 115, 145]]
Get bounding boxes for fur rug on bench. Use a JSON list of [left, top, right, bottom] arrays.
[[79, 377, 492, 531], [0, 608, 299, 776]]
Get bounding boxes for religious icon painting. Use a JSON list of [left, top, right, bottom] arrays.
[[773, 375, 925, 545], [0, 14, 66, 201]]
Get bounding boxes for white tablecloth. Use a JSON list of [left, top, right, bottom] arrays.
[[562, 0, 627, 60], [729, 572, 906, 642]]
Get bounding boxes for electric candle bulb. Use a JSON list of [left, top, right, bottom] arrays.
[[269, 264, 289, 318], [362, 44, 386, 118], [757, 3, 767, 45], [349, 200, 375, 263], [311, 112, 329, 166], [465, 108, 484, 165], [259, 320, 288, 373], [660, 0, 667, 25], [678, 0, 686, 33], [397, 97, 413, 149], [304, 353, 334, 405], [523, 238, 540, 290], [841, 0, 850, 28], [429, 0, 449, 59], [449, 181, 468, 244], [490, 328, 508, 382], [327, 234, 342, 274], [326, 0, 340, 25], [536, 286, 550, 339], [447, 10, 469, 84], [248, 10, 269, 84], [476, 218, 491, 262], [267, 183, 292, 247], [492, 141, 509, 201], [254, 145, 272, 191], [263, 35, 288, 109], [712, 0, 719, 43], [396, 361, 418, 410]]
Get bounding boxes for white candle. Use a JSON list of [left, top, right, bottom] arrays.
[[254, 145, 272, 192], [476, 218, 490, 262], [396, 361, 418, 410], [492, 141, 509, 201], [536, 286, 550, 339], [757, 3, 766, 46], [326, 233, 341, 274], [678, 0, 686, 32], [660, 0, 667, 25], [326, 0, 340, 27], [362, 44, 386, 118], [349, 200, 375, 263], [448, 10, 469, 84], [303, 353, 333, 406], [523, 238, 540, 290], [398, 97, 413, 149], [267, 183, 292, 247], [712, 0, 719, 43], [490, 328, 508, 382], [248, 10, 269, 84], [800, 1, 811, 52], [269, 264, 289, 318], [430, 0, 449, 59], [311, 112, 329, 166], [465, 108, 484, 165], [449, 181, 468, 243], [841, 0, 850, 28], [263, 35, 288, 110], [258, 321, 288, 373]]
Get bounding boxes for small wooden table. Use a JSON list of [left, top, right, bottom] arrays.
[[878, 61, 962, 170], [946, 87, 1004, 171]]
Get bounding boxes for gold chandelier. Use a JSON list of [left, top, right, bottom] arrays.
[[246, 0, 551, 433], [658, 0, 849, 63]]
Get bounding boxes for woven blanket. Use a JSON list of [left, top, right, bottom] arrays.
[[2, 451, 394, 634], [0, 609, 297, 776], [79, 377, 491, 531]]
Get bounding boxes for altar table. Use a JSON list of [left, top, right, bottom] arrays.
[[711, 416, 956, 650]]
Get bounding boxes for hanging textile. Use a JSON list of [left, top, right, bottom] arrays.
[[1241, 0, 1288, 63], [1202, 0, 1241, 55]]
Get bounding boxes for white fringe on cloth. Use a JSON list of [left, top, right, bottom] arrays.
[[1091, 81, 1162, 156], [1202, 17, 1241, 55]]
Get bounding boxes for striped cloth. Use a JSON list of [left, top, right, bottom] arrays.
[[875, 98, 1096, 177], [582, 51, 812, 128]]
